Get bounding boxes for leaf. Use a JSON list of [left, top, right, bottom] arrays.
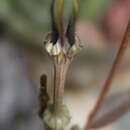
[[91, 90, 130, 129]]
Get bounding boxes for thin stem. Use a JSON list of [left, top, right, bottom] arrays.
[[85, 19, 130, 130]]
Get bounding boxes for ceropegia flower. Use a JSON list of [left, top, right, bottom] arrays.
[[42, 1, 82, 130]]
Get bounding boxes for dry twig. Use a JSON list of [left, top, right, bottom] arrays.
[[85, 19, 130, 130], [91, 90, 130, 128]]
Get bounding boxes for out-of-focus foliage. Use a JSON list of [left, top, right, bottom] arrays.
[[0, 0, 50, 34], [0, 0, 112, 36], [80, 0, 112, 22]]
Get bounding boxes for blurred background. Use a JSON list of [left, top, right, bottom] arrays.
[[0, 0, 130, 130]]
